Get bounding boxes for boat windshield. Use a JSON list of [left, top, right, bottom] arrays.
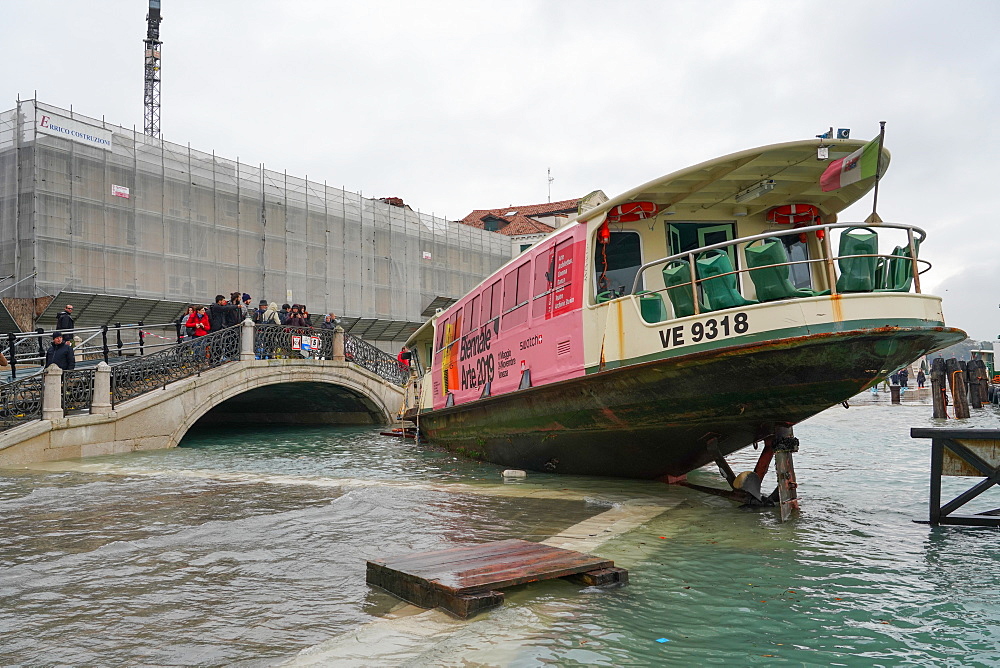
[[595, 231, 643, 298]]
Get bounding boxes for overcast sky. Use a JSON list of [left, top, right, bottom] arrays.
[[3, 0, 999, 339]]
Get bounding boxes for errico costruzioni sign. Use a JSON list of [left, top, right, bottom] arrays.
[[36, 111, 113, 150]]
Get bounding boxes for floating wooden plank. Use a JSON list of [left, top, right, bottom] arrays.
[[366, 538, 628, 618]]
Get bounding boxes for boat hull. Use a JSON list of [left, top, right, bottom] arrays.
[[416, 326, 964, 479]]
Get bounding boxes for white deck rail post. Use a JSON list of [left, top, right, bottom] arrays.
[[91, 362, 112, 415], [240, 318, 255, 362], [42, 364, 64, 421]]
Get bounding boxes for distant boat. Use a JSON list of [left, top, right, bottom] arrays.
[[403, 137, 965, 480]]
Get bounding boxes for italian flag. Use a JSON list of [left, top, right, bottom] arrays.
[[820, 138, 880, 192]]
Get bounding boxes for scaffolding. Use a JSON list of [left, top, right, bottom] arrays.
[[0, 99, 512, 343]]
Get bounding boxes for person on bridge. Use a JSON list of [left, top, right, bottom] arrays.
[[253, 300, 269, 323], [55, 305, 75, 332], [397, 346, 411, 370], [185, 306, 210, 337], [208, 295, 241, 333], [285, 305, 309, 327], [45, 332, 75, 370], [259, 302, 282, 325], [321, 313, 341, 330], [226, 292, 248, 327]]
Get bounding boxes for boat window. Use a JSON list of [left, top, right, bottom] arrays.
[[594, 230, 643, 298], [783, 237, 813, 289], [451, 308, 463, 343], [436, 309, 462, 355], [502, 261, 531, 329], [552, 237, 578, 314], [467, 294, 481, 331], [482, 279, 502, 324], [667, 222, 737, 266], [532, 246, 555, 318]]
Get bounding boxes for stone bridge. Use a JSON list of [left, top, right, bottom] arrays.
[[0, 322, 410, 467]]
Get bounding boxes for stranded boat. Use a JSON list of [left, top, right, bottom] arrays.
[[402, 137, 965, 481]]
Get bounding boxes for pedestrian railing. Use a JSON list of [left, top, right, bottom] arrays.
[[252, 325, 410, 386], [111, 326, 241, 408], [0, 321, 409, 433], [2, 322, 179, 380], [62, 368, 96, 414], [0, 374, 44, 430], [344, 333, 410, 386]]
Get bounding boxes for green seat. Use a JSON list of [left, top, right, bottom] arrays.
[[635, 290, 666, 323], [662, 260, 703, 318], [745, 237, 815, 302], [836, 227, 879, 293], [596, 290, 616, 303], [876, 240, 921, 293], [696, 249, 757, 311]]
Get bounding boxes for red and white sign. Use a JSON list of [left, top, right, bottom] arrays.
[[112, 185, 130, 199]]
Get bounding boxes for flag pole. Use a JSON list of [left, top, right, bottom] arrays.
[[865, 121, 887, 224]]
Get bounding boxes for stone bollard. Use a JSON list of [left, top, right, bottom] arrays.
[[240, 317, 255, 362], [890, 385, 901, 404], [333, 326, 345, 362], [42, 364, 64, 421], [91, 362, 112, 415]]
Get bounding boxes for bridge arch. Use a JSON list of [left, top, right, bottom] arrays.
[[168, 363, 404, 448]]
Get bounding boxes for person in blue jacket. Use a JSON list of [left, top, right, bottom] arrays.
[[45, 332, 75, 370]]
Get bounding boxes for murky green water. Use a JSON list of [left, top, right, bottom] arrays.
[[2, 405, 1000, 666]]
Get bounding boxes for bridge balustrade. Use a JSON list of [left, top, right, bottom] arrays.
[[0, 321, 410, 432], [110, 326, 241, 408], [0, 375, 43, 430]]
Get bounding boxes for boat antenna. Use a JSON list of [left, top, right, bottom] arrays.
[[548, 168, 554, 203], [865, 121, 887, 224]]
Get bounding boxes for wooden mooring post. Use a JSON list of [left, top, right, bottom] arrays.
[[971, 358, 990, 405], [911, 428, 1000, 527], [945, 358, 971, 419], [931, 357, 949, 418], [965, 361, 983, 409]]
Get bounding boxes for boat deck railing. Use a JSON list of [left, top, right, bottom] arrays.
[[619, 222, 928, 322]]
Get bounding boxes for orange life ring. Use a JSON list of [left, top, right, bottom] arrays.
[[766, 204, 824, 242], [607, 201, 659, 223], [766, 204, 821, 225]]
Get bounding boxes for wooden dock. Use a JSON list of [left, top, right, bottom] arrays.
[[366, 538, 628, 618]]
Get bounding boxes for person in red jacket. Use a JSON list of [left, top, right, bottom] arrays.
[[186, 305, 210, 337]]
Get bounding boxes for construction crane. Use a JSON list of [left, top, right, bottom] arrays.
[[143, 0, 163, 137]]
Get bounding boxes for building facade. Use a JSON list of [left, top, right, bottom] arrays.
[[0, 99, 512, 345]]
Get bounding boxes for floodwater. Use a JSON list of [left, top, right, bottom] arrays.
[[2, 402, 1000, 666]]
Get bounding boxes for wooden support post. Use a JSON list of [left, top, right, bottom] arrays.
[[946, 358, 970, 419], [772, 424, 799, 522], [967, 358, 983, 409], [931, 357, 948, 418], [975, 359, 990, 404]]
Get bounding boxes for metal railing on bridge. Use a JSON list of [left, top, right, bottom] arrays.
[[2, 322, 180, 380], [1, 322, 410, 432]]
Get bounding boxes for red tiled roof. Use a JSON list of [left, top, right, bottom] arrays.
[[459, 197, 580, 237]]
